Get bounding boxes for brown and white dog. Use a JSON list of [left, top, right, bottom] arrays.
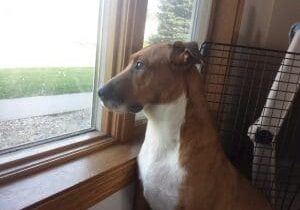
[[98, 41, 273, 210]]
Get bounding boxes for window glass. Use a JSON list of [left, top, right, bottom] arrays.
[[0, 0, 100, 151], [144, 0, 195, 45]]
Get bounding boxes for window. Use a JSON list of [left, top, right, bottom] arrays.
[[0, 0, 101, 152], [144, 0, 195, 45], [0, 0, 148, 185], [0, 0, 213, 156], [143, 0, 213, 45]]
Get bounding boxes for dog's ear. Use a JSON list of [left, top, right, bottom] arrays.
[[170, 41, 200, 65]]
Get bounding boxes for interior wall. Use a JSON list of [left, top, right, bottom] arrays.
[[266, 0, 300, 50], [88, 183, 135, 210], [238, 0, 300, 50]]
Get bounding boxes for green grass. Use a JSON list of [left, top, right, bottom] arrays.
[[0, 67, 94, 99]]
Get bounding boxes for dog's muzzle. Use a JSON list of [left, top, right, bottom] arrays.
[[98, 86, 143, 113]]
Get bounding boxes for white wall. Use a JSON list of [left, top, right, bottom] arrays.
[[88, 183, 135, 210]]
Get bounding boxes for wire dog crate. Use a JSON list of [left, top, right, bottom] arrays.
[[200, 42, 300, 210]]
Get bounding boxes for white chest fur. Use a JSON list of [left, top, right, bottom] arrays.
[[138, 94, 187, 210]]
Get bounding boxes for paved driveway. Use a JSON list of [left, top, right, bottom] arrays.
[[0, 92, 93, 121]]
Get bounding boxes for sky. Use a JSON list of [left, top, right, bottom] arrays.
[[0, 0, 99, 68]]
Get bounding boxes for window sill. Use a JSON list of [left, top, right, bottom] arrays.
[[0, 131, 115, 183], [0, 137, 143, 210]]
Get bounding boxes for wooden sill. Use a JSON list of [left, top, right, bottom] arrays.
[[0, 131, 115, 184], [0, 138, 143, 210]]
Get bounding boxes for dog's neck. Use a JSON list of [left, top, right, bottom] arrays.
[[180, 67, 224, 167], [143, 67, 220, 149], [143, 93, 187, 151], [183, 67, 219, 136], [141, 93, 188, 210]]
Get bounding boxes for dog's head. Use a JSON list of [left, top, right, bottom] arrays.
[[98, 41, 201, 113]]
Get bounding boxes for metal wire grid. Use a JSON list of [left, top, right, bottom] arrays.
[[200, 42, 300, 210]]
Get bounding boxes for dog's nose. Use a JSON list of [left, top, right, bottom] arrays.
[[98, 85, 116, 101], [98, 87, 105, 99], [98, 84, 122, 104]]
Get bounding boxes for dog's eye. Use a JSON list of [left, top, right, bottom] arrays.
[[135, 61, 144, 70]]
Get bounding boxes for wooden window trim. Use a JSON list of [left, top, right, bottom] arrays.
[[100, 0, 148, 143], [0, 132, 114, 184], [0, 127, 146, 186], [0, 136, 144, 210]]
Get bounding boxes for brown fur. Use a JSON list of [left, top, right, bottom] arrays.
[[177, 67, 272, 210], [105, 44, 185, 107], [100, 42, 273, 210]]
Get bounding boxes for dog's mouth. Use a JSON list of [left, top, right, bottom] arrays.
[[98, 86, 143, 113], [128, 104, 144, 113], [100, 99, 143, 113]]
